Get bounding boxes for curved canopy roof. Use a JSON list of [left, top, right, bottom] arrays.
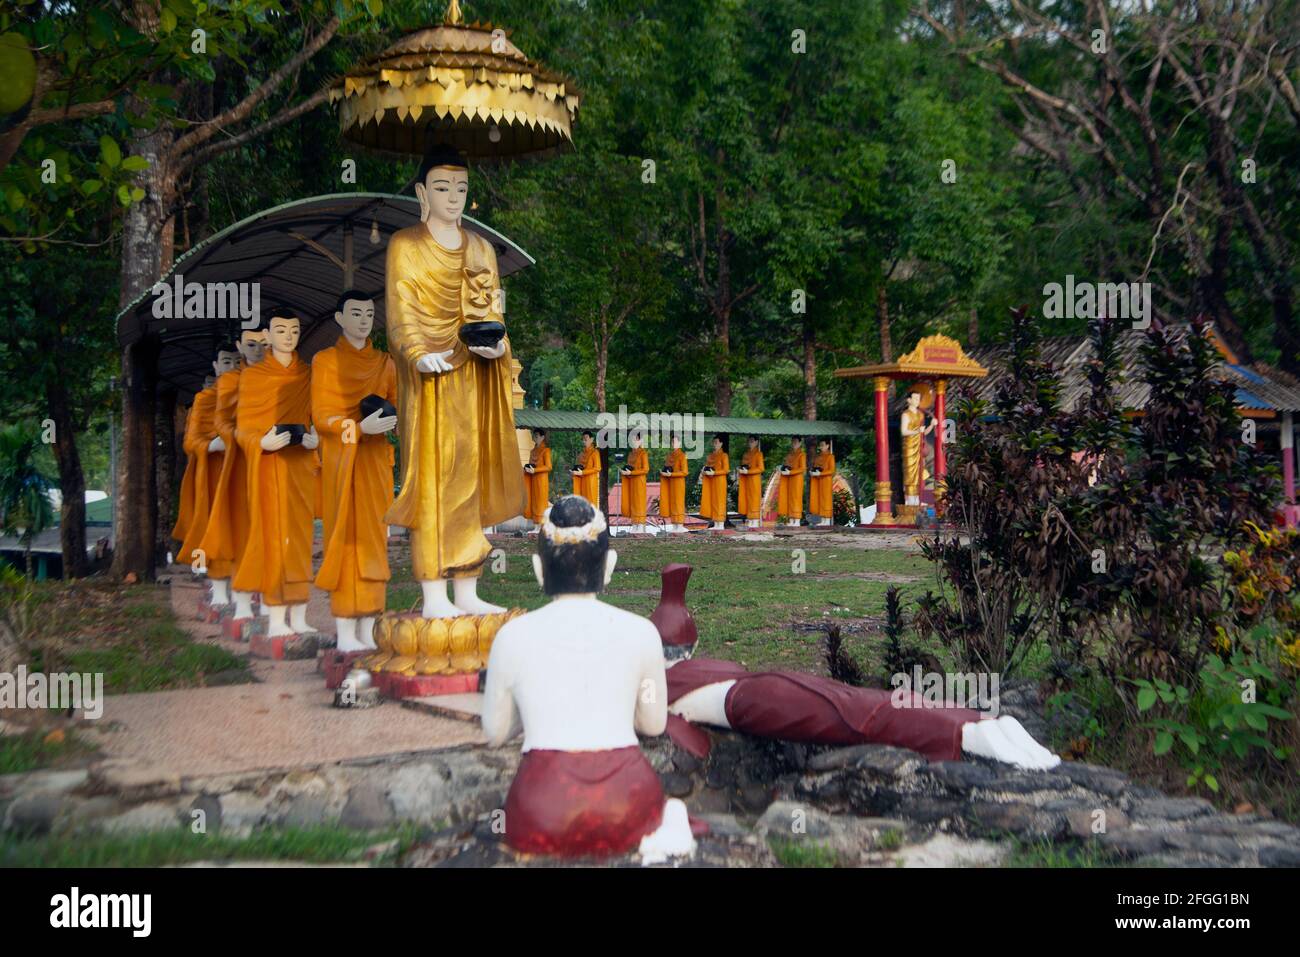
[[114, 192, 534, 397]]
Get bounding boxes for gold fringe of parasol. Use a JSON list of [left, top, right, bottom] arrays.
[[328, 0, 581, 161]]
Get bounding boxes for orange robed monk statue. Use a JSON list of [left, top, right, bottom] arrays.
[[620, 429, 649, 534], [777, 435, 807, 527], [571, 430, 600, 506], [809, 438, 836, 527], [312, 291, 398, 652], [198, 326, 268, 617], [233, 314, 320, 638], [737, 434, 764, 529], [658, 433, 688, 534], [699, 434, 729, 530], [175, 344, 239, 589], [384, 144, 526, 619], [523, 427, 552, 529]]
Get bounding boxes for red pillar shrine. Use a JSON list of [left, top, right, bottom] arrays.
[[834, 335, 987, 528]]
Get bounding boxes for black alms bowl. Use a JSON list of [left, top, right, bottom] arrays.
[[359, 394, 397, 420], [459, 320, 506, 350], [275, 423, 307, 446]]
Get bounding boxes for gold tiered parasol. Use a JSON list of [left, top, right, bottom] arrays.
[[328, 0, 581, 160]]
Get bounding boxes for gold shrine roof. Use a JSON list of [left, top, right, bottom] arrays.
[[833, 334, 989, 380], [328, 1, 580, 160]]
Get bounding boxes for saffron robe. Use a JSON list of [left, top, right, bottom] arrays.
[[737, 448, 764, 520], [658, 448, 688, 525], [231, 353, 316, 606], [777, 447, 806, 520], [173, 386, 222, 565], [384, 224, 525, 581], [902, 407, 929, 499], [524, 441, 551, 523], [622, 447, 648, 522], [198, 368, 251, 580], [573, 446, 600, 506], [699, 450, 729, 522], [312, 337, 397, 618], [809, 452, 836, 519]]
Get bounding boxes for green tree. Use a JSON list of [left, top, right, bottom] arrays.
[[0, 422, 55, 579]]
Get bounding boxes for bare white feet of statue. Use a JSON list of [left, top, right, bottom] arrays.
[[711, 521, 725, 530], [289, 603, 312, 634], [266, 604, 293, 637], [788, 519, 800, 527], [638, 798, 697, 865], [961, 715, 1060, 770], [452, 576, 505, 615], [420, 578, 461, 619], [336, 617, 360, 652], [210, 578, 230, 606], [358, 616, 378, 650], [232, 590, 255, 619]]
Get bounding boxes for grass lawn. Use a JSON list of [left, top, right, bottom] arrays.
[[0, 823, 422, 867], [390, 531, 936, 674], [18, 579, 248, 695]]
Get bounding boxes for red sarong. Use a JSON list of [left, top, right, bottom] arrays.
[[505, 747, 664, 857], [667, 658, 981, 762]]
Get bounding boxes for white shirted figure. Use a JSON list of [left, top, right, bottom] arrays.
[[482, 495, 695, 860]]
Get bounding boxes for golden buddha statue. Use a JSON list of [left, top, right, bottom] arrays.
[[384, 143, 526, 619], [900, 389, 935, 508]]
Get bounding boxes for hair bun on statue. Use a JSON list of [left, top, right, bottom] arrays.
[[537, 495, 611, 596], [416, 141, 469, 185]]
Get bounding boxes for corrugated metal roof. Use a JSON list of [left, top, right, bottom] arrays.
[[114, 193, 534, 398], [969, 326, 1300, 413], [513, 408, 863, 436]]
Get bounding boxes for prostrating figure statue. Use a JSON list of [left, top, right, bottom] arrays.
[[901, 389, 934, 507], [699, 435, 729, 530], [384, 143, 525, 619], [777, 436, 806, 526], [620, 430, 649, 534], [808, 438, 836, 527], [232, 314, 319, 638], [736, 434, 764, 529], [570, 430, 600, 506], [175, 344, 240, 587], [199, 326, 268, 617], [658, 433, 687, 533], [482, 495, 695, 860], [312, 291, 398, 653], [523, 428, 551, 529]]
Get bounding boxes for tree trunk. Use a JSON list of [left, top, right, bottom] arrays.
[[877, 286, 892, 362], [968, 307, 979, 347], [24, 542, 32, 580], [595, 334, 609, 517], [714, 305, 732, 416], [802, 313, 817, 420], [110, 111, 173, 582], [155, 388, 178, 565], [46, 377, 87, 578]]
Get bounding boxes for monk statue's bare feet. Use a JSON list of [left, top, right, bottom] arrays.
[[289, 603, 312, 634], [266, 605, 294, 638], [357, 616, 378, 650], [961, 715, 1060, 770], [421, 578, 461, 619], [453, 577, 506, 615], [336, 617, 364, 652]]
